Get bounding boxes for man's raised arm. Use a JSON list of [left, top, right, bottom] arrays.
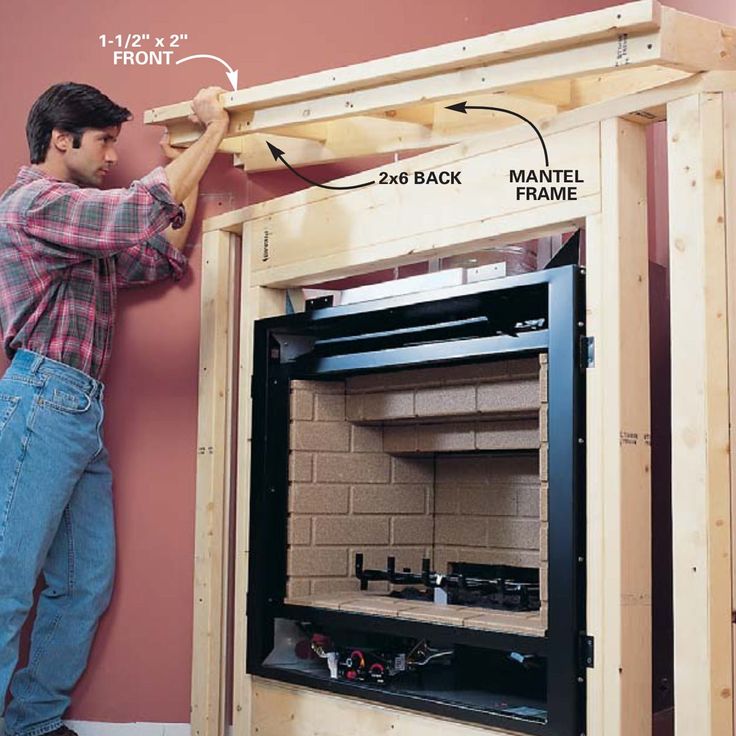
[[163, 86, 231, 204]]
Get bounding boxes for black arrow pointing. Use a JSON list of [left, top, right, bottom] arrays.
[[445, 102, 549, 167], [267, 142, 376, 190]]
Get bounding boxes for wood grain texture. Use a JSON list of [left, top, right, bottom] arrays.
[[667, 92, 733, 736]]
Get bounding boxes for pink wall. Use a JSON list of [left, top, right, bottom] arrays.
[[0, 0, 733, 725]]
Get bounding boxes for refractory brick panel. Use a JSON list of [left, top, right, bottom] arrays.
[[287, 358, 548, 605]]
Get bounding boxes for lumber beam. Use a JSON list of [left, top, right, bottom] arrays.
[[667, 92, 733, 736], [180, 67, 694, 171], [192, 230, 241, 736], [726, 90, 736, 732], [232, 92, 557, 173], [265, 122, 328, 142], [203, 70, 736, 237], [252, 679, 522, 736], [509, 80, 573, 107], [569, 65, 690, 108], [659, 6, 736, 73], [145, 1, 662, 128], [372, 105, 436, 125], [585, 118, 651, 736], [235, 117, 436, 172], [231, 230, 286, 736], [165, 31, 664, 146], [245, 122, 601, 287]]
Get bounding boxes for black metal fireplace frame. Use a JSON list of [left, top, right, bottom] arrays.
[[247, 264, 586, 735]]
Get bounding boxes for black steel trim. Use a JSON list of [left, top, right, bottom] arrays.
[[293, 331, 548, 376], [247, 265, 586, 736], [259, 268, 553, 327]]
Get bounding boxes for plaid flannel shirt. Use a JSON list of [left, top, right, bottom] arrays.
[[0, 166, 188, 379]]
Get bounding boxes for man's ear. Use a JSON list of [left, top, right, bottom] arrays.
[[50, 129, 74, 154]]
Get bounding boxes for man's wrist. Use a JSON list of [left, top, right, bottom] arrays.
[[205, 117, 229, 135]]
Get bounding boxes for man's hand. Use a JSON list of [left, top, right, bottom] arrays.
[[162, 87, 230, 203], [189, 86, 229, 130]]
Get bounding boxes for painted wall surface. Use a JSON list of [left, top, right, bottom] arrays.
[[0, 0, 732, 725]]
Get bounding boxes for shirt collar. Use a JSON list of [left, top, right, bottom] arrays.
[[17, 165, 66, 183]]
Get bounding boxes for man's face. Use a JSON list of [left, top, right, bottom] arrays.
[[62, 126, 120, 187]]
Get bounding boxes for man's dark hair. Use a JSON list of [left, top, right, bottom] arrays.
[[26, 82, 132, 163]]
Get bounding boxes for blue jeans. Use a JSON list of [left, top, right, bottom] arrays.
[[0, 350, 115, 736]]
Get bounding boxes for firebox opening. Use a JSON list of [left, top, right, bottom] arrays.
[[285, 355, 549, 637]]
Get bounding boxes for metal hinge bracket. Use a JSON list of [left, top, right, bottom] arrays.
[[580, 336, 595, 369]]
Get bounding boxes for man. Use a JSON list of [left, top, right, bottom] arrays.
[[0, 82, 230, 736]]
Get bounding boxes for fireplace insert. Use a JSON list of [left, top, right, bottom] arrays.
[[247, 265, 586, 735]]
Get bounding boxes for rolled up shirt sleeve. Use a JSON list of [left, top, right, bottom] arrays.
[[114, 232, 189, 288], [22, 167, 185, 259]]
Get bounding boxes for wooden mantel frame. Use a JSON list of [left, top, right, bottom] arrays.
[[146, 1, 733, 172], [148, 4, 736, 736]]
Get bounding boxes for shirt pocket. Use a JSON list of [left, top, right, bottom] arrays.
[[0, 393, 20, 436]]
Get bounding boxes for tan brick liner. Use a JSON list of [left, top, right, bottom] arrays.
[[285, 356, 549, 635]]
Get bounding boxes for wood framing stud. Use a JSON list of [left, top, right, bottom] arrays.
[[192, 230, 241, 736], [585, 118, 652, 736], [667, 92, 733, 736], [725, 90, 736, 732], [231, 232, 286, 736]]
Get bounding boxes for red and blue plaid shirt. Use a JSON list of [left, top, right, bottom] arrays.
[[0, 166, 188, 379]]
